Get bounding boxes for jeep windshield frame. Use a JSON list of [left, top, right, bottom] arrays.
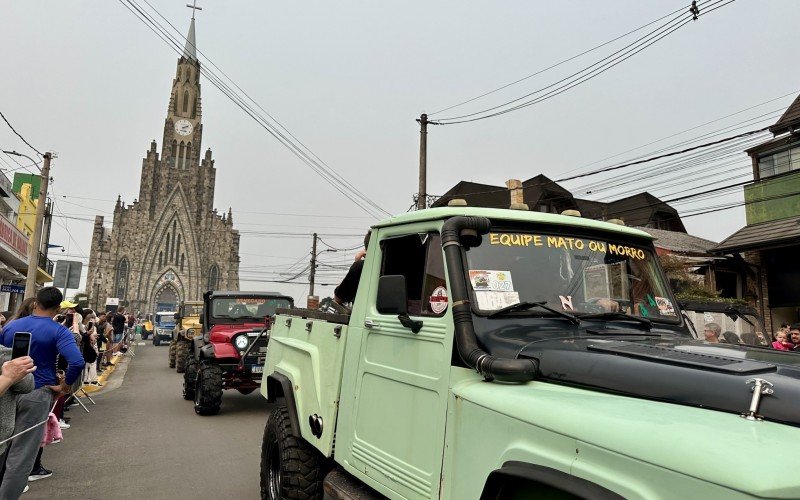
[[208, 295, 293, 325], [461, 224, 689, 355]]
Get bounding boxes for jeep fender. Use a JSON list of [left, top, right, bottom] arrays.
[[199, 343, 215, 359], [265, 372, 301, 437], [479, 462, 623, 500]]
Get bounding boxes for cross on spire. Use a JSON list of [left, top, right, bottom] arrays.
[[186, 1, 202, 20]]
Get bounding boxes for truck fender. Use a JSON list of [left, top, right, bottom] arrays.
[[193, 336, 205, 356], [479, 461, 623, 500], [199, 343, 215, 359], [265, 372, 301, 437]]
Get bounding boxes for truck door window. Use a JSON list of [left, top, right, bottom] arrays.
[[380, 233, 446, 317]]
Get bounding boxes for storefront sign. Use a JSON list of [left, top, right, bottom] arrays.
[[0, 284, 24, 294], [0, 216, 28, 260]]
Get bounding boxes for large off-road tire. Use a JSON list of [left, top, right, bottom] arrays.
[[260, 405, 326, 500], [168, 341, 177, 368], [194, 364, 223, 416], [183, 357, 198, 400], [175, 342, 189, 373]]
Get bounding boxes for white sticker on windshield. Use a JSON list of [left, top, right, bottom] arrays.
[[655, 296, 676, 316], [475, 291, 520, 311], [469, 270, 514, 292]]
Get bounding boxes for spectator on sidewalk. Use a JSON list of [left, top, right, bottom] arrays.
[[111, 307, 127, 352], [790, 324, 800, 351], [81, 312, 100, 386], [0, 287, 84, 498], [0, 353, 36, 455], [7, 298, 35, 323]]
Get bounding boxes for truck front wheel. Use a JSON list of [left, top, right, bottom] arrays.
[[168, 341, 176, 367], [176, 342, 189, 373], [194, 364, 223, 415], [261, 405, 325, 500]]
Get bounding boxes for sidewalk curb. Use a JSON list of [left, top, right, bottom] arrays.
[[82, 347, 135, 395]]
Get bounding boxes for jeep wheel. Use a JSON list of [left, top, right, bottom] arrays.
[[183, 357, 198, 400], [168, 342, 176, 368], [194, 364, 223, 415], [261, 405, 325, 500], [176, 342, 188, 373]]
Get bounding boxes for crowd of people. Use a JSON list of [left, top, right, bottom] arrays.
[[0, 287, 133, 498]]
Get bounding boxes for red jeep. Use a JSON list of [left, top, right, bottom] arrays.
[[183, 291, 294, 415]]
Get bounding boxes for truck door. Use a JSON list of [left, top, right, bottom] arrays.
[[341, 228, 451, 499]]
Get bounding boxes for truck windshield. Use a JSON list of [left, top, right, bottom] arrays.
[[464, 230, 679, 323], [181, 304, 202, 317], [682, 306, 770, 346], [156, 314, 176, 328], [211, 297, 292, 319]]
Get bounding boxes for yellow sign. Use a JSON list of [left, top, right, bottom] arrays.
[[488, 233, 645, 260]]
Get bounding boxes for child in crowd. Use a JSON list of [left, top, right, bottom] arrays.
[[771, 331, 793, 351]]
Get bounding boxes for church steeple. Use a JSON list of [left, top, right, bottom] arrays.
[[159, 13, 204, 171]]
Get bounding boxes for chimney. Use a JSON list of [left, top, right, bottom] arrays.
[[506, 179, 528, 210]]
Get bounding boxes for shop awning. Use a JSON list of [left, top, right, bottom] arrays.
[[715, 216, 800, 253]]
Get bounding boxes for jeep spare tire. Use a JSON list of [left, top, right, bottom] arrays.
[[261, 405, 326, 500]]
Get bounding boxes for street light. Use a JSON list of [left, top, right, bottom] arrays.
[[1, 150, 40, 169]]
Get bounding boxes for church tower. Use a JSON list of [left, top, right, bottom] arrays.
[[87, 13, 240, 314]]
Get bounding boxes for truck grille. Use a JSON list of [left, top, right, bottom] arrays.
[[243, 333, 268, 364]]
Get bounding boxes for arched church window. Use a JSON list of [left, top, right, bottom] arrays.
[[159, 251, 163, 267], [186, 142, 192, 167], [180, 254, 185, 272], [165, 233, 171, 261], [183, 90, 190, 113], [171, 140, 177, 167], [178, 142, 185, 170], [208, 265, 219, 291], [176, 234, 181, 264], [115, 258, 129, 301]]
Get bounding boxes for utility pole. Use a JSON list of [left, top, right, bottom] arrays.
[[307, 232, 318, 308], [25, 152, 51, 299], [417, 113, 428, 210]]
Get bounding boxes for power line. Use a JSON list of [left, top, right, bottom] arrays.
[[427, 3, 689, 116], [0, 111, 43, 158], [430, 1, 731, 125]]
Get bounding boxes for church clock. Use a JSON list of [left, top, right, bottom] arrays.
[[175, 119, 193, 136]]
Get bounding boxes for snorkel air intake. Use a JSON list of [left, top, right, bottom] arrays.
[[442, 216, 538, 383]]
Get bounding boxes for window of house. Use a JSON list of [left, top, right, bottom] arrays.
[[715, 270, 740, 299], [757, 144, 800, 179], [379, 233, 446, 317]]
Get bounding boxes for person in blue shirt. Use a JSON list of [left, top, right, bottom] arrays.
[[0, 287, 84, 498]]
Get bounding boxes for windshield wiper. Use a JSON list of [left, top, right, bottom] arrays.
[[579, 311, 652, 330], [488, 301, 580, 325]]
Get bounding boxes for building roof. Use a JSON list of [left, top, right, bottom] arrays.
[[606, 192, 686, 232], [372, 206, 654, 240], [432, 181, 507, 209], [770, 93, 800, 136], [635, 227, 717, 254], [715, 215, 800, 253], [182, 18, 197, 60]]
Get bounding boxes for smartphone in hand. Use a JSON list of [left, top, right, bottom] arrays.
[[11, 332, 32, 359]]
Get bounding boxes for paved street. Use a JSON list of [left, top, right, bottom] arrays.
[[26, 341, 269, 500]]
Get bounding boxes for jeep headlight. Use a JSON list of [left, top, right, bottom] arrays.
[[234, 335, 249, 350]]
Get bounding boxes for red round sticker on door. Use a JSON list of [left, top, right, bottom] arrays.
[[429, 286, 448, 314]]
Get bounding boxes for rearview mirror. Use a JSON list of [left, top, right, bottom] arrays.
[[376, 275, 408, 315]]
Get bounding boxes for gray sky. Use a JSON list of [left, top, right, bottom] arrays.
[[2, 0, 798, 304]]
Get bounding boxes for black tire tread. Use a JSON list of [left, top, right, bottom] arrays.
[[175, 342, 188, 373], [168, 342, 176, 368], [183, 357, 198, 400], [260, 405, 325, 500], [194, 364, 223, 415]]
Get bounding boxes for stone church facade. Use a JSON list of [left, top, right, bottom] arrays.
[[87, 18, 239, 314]]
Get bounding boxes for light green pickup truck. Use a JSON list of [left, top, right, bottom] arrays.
[[259, 207, 800, 499]]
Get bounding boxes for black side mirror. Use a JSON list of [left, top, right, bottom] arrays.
[[377, 275, 408, 315], [376, 275, 423, 333]]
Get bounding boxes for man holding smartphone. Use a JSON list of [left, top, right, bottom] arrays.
[[0, 287, 84, 498]]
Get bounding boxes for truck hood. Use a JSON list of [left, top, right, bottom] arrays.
[[516, 336, 800, 427], [208, 323, 266, 342], [452, 373, 800, 498]]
